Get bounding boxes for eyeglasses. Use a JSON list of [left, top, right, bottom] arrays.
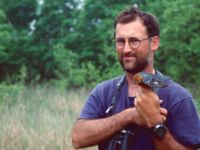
[[115, 36, 151, 49]]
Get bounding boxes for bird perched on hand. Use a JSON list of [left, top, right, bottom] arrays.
[[133, 72, 169, 92]]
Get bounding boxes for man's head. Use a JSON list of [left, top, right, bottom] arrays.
[[114, 7, 160, 38], [114, 7, 160, 74]]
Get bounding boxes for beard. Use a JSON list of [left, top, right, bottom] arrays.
[[119, 52, 148, 74]]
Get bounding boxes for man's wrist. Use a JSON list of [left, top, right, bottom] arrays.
[[151, 123, 167, 139]]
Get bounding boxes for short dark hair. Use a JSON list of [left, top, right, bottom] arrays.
[[114, 6, 160, 37]]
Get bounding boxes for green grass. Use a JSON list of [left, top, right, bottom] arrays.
[[0, 84, 97, 150], [0, 84, 199, 150]]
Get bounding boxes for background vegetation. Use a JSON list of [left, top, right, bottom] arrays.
[[0, 0, 200, 87], [0, 0, 199, 149]]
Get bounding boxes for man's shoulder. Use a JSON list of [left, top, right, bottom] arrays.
[[89, 75, 125, 98], [157, 70, 190, 94], [96, 75, 124, 89], [159, 76, 193, 103], [166, 79, 191, 95]]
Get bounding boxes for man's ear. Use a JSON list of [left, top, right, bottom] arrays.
[[151, 35, 159, 52]]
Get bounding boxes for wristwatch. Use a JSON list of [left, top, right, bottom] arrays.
[[152, 123, 167, 139]]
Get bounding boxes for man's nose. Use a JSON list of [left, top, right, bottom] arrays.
[[123, 41, 132, 53]]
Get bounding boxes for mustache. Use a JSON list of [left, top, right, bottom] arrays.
[[122, 52, 137, 57]]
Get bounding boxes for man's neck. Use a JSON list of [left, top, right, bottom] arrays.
[[126, 68, 155, 86]]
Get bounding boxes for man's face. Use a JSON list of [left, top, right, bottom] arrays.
[[115, 19, 153, 74]]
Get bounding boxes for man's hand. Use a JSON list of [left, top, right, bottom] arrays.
[[134, 86, 168, 128]]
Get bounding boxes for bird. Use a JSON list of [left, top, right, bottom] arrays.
[[133, 72, 169, 92]]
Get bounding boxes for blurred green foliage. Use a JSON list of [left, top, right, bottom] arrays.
[[0, 0, 199, 88]]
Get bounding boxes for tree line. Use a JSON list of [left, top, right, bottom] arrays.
[[0, 0, 199, 88]]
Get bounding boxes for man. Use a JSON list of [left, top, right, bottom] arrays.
[[71, 6, 200, 150]]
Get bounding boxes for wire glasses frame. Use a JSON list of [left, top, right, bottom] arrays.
[[115, 36, 152, 49]]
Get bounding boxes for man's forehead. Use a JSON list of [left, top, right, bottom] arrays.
[[115, 20, 147, 38]]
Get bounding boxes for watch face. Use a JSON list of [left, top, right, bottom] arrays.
[[157, 127, 165, 137], [153, 124, 166, 139]]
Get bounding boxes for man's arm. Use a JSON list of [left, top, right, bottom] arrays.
[[71, 108, 141, 149], [153, 130, 193, 150], [135, 85, 194, 150]]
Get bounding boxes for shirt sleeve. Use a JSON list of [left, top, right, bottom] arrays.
[[167, 97, 200, 148], [78, 83, 110, 119]]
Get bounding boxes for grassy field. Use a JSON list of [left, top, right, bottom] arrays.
[[0, 84, 199, 150], [0, 84, 97, 150]]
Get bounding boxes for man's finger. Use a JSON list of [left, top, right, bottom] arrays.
[[160, 107, 168, 116]]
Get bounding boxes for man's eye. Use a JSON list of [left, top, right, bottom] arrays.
[[116, 38, 125, 44], [129, 38, 140, 43]]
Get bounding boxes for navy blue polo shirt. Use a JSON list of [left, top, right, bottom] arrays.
[[79, 73, 200, 149]]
